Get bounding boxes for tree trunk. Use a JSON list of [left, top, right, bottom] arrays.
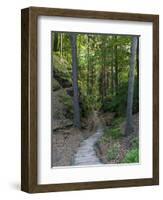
[[114, 36, 118, 95], [91, 49, 94, 94], [87, 35, 90, 95], [70, 33, 80, 128], [105, 38, 110, 95], [111, 43, 114, 95], [106, 71, 109, 95], [53, 33, 58, 52], [125, 36, 138, 135], [101, 37, 107, 97], [136, 38, 139, 112], [60, 33, 63, 58], [103, 43, 107, 96], [91, 63, 94, 93]]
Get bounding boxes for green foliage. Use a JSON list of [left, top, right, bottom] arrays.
[[102, 79, 139, 116], [111, 117, 124, 126], [104, 127, 122, 139], [52, 32, 139, 118], [102, 117, 124, 141], [80, 95, 95, 117], [122, 147, 139, 163], [102, 82, 128, 115], [131, 136, 139, 149], [122, 136, 139, 163], [107, 143, 120, 160]]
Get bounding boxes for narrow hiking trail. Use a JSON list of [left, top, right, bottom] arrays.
[[73, 112, 104, 165], [73, 126, 103, 165]]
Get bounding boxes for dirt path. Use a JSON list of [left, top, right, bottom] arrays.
[[73, 126, 103, 166]]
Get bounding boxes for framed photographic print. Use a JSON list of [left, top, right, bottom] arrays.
[[21, 7, 159, 193]]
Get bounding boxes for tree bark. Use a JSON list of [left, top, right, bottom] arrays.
[[70, 33, 80, 128], [60, 33, 63, 58], [136, 37, 139, 112], [53, 33, 58, 52], [103, 41, 107, 96], [125, 36, 138, 135], [114, 36, 118, 95], [87, 35, 90, 95], [111, 43, 114, 95]]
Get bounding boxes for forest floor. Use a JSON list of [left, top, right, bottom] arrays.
[[52, 127, 83, 166], [52, 111, 103, 167], [95, 113, 139, 164], [52, 104, 138, 167], [52, 75, 106, 167]]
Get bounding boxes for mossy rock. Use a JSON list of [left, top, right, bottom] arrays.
[[58, 89, 73, 118], [53, 78, 61, 91], [53, 54, 72, 87], [52, 88, 73, 122]]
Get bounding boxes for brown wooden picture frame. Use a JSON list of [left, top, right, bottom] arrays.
[[21, 6, 159, 193]]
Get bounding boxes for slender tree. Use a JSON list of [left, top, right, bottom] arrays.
[[103, 37, 107, 96], [87, 35, 90, 95], [114, 36, 119, 95], [111, 39, 114, 95], [99, 37, 105, 105], [53, 32, 58, 51], [125, 36, 138, 135], [136, 37, 139, 112], [105, 37, 110, 95], [88, 35, 95, 95], [60, 33, 63, 58], [70, 33, 80, 128]]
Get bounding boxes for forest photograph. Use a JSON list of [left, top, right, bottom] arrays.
[[51, 31, 139, 167]]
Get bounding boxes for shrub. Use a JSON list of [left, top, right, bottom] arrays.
[[100, 136, 108, 144], [103, 117, 124, 140], [109, 127, 122, 139], [111, 117, 124, 127], [107, 143, 120, 161], [102, 80, 139, 115], [122, 147, 139, 163], [102, 82, 128, 115], [131, 137, 139, 149]]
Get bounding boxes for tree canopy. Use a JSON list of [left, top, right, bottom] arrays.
[[52, 32, 139, 120]]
